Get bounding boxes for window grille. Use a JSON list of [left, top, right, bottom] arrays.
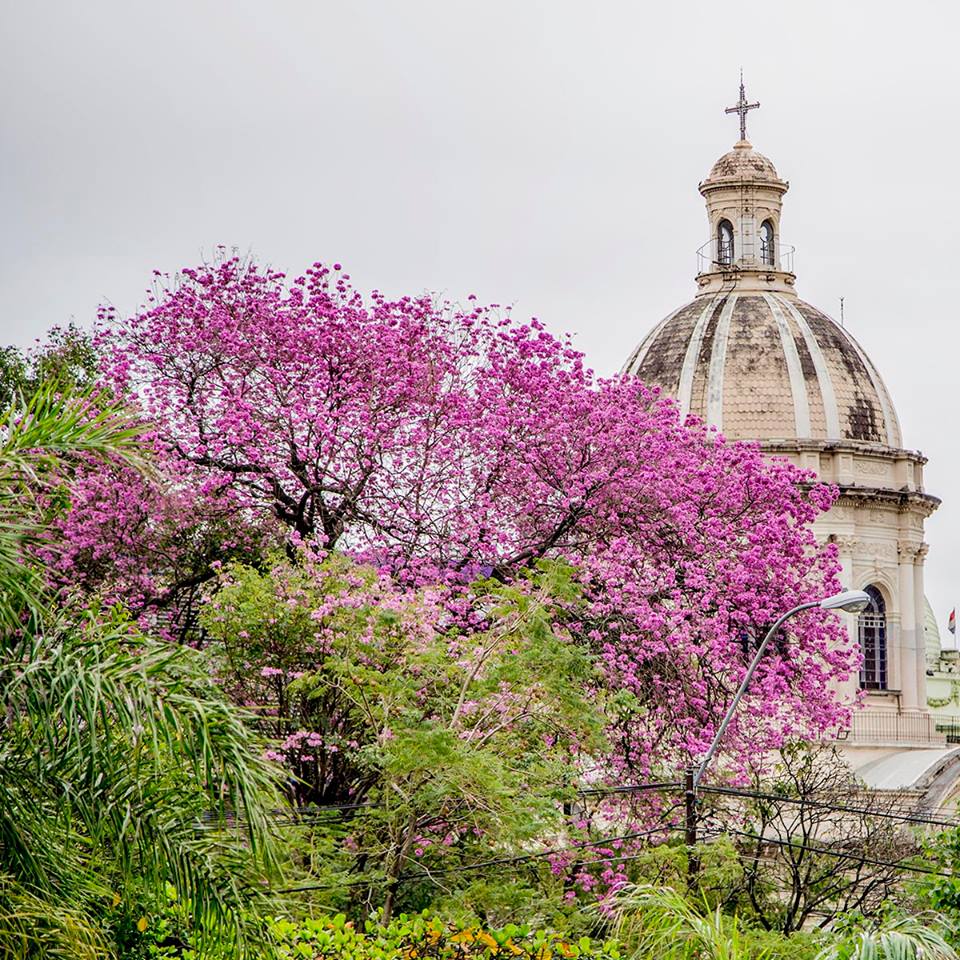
[[858, 586, 887, 690], [760, 220, 775, 266], [717, 220, 734, 267]]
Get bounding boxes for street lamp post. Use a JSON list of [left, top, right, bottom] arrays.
[[684, 589, 871, 885]]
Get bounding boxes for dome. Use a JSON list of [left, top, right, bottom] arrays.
[[623, 291, 903, 447], [706, 140, 781, 184], [924, 597, 943, 666]]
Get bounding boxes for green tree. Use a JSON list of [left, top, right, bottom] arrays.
[[0, 383, 283, 957], [0, 323, 99, 409], [203, 554, 608, 922], [717, 745, 915, 934]]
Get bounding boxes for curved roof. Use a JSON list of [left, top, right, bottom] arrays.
[[623, 291, 902, 447], [705, 140, 781, 184]]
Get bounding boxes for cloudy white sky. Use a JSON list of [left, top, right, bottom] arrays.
[[2, 1, 957, 633]]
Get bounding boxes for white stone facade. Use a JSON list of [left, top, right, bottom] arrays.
[[769, 440, 936, 720], [624, 135, 949, 796]]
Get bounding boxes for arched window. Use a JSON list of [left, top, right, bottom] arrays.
[[858, 585, 887, 690], [760, 220, 775, 266], [717, 219, 734, 267]]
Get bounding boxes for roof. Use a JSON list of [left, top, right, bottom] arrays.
[[622, 291, 903, 447], [705, 140, 782, 184]]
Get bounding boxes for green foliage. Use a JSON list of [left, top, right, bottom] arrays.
[[0, 324, 100, 408], [919, 826, 960, 931], [814, 914, 959, 959], [203, 555, 607, 920], [0, 384, 284, 957], [615, 835, 745, 910], [0, 606, 285, 956], [740, 928, 821, 960], [607, 884, 765, 960], [265, 911, 622, 960]]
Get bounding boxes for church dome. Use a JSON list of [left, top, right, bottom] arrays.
[[706, 140, 781, 183], [623, 291, 903, 447]]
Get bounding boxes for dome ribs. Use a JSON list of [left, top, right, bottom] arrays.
[[782, 307, 827, 437], [690, 294, 729, 425], [762, 294, 811, 438], [632, 299, 703, 392], [696, 296, 727, 366], [626, 293, 902, 449], [793, 303, 888, 444], [724, 295, 796, 440]]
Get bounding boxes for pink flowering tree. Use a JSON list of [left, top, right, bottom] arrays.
[[47, 460, 275, 639], [78, 255, 854, 783]]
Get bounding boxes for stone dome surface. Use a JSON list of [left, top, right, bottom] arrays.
[[706, 140, 781, 183], [622, 291, 902, 447]]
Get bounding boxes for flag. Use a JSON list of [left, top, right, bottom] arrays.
[[950, 608, 956, 636]]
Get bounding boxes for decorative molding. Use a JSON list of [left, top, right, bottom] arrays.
[[856, 541, 898, 561], [855, 459, 892, 481], [831, 535, 859, 553], [897, 541, 923, 561]]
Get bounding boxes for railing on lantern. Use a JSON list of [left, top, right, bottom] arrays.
[[696, 239, 796, 276]]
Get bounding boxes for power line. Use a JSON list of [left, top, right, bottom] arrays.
[[711, 825, 953, 881], [700, 784, 960, 831], [200, 779, 960, 844], [273, 823, 685, 895], [262, 783, 960, 897], [201, 782, 681, 830], [578, 781, 681, 797]]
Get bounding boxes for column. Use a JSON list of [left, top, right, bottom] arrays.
[[834, 536, 859, 705], [898, 543, 919, 711], [914, 544, 930, 710]]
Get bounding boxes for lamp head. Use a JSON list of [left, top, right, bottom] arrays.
[[819, 589, 871, 613]]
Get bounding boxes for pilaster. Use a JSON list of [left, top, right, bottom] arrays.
[[914, 544, 930, 707], [898, 541, 921, 711]]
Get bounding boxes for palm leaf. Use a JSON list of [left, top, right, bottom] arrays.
[[606, 883, 764, 960], [815, 915, 959, 960], [0, 382, 284, 954], [0, 380, 146, 628], [1, 614, 283, 942]]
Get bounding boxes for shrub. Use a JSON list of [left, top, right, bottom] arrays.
[[265, 912, 623, 960]]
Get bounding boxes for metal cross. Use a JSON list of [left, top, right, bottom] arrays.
[[725, 73, 759, 141]]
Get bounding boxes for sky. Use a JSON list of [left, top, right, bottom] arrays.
[[2, 1, 957, 635]]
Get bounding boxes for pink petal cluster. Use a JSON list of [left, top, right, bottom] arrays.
[[54, 255, 854, 778]]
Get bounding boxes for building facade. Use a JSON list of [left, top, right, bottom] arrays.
[[621, 100, 958, 803]]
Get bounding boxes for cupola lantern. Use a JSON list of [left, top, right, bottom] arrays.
[[696, 78, 793, 292]]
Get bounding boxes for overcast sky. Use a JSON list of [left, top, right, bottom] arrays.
[[2, 1, 957, 634]]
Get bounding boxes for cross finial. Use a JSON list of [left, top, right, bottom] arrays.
[[725, 72, 760, 142]]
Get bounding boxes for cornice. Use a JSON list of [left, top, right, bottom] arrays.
[[761, 438, 928, 464], [834, 486, 941, 516]]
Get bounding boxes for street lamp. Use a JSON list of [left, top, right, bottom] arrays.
[[692, 589, 871, 789], [683, 589, 870, 886]]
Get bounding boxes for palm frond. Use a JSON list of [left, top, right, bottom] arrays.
[[0, 378, 145, 480], [606, 883, 761, 960], [0, 613, 284, 949], [0, 380, 147, 628], [815, 915, 959, 960], [0, 877, 106, 960]]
